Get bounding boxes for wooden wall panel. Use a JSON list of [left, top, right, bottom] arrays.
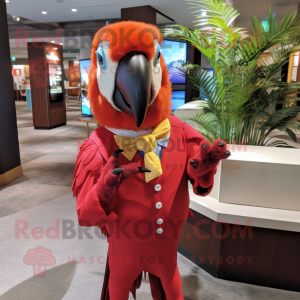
[[185, 44, 194, 103], [47, 44, 66, 127], [220, 224, 300, 283], [28, 43, 49, 128], [0, 0, 21, 175], [192, 49, 201, 99], [121, 6, 156, 24], [49, 100, 66, 127], [185, 45, 202, 102], [179, 208, 300, 292], [179, 210, 222, 269], [28, 42, 66, 129]]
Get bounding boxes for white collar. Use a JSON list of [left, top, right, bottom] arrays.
[[105, 127, 153, 138], [106, 126, 170, 149]]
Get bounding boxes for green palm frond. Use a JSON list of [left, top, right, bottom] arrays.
[[265, 140, 295, 148], [187, 0, 239, 28], [242, 8, 300, 63], [161, 0, 300, 147], [182, 112, 220, 142]]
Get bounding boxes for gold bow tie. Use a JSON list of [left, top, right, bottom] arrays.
[[114, 118, 171, 183]]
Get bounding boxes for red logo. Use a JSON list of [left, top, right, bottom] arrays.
[[23, 246, 56, 277]]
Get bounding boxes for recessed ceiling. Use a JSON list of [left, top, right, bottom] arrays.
[[5, 0, 299, 31], [6, 0, 190, 26], [233, 0, 298, 29], [7, 0, 299, 60]]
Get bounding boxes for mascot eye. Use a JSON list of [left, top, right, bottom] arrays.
[[154, 43, 161, 66], [96, 45, 107, 70]]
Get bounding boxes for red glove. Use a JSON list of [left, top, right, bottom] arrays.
[[187, 139, 231, 196], [94, 149, 150, 214]]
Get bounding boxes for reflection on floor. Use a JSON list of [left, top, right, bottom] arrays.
[[0, 101, 300, 300]]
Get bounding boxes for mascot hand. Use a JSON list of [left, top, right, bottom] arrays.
[[97, 149, 150, 213], [187, 140, 230, 196], [188, 140, 231, 176]]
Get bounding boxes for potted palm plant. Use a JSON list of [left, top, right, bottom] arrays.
[[162, 0, 300, 147], [162, 0, 300, 210]]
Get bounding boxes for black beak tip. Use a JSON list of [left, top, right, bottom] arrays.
[[136, 118, 145, 128]]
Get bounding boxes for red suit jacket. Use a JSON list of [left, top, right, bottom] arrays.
[[72, 115, 215, 241]]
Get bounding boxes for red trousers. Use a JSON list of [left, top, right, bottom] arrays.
[[107, 236, 184, 300]]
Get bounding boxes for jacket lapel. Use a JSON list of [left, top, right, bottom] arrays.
[[161, 118, 187, 183], [93, 127, 117, 162]]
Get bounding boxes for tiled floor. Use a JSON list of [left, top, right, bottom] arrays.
[[0, 101, 300, 300], [0, 102, 90, 216]]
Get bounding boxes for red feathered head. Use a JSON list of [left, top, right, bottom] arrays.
[[88, 21, 172, 130]]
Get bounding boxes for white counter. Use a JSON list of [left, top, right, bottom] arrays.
[[210, 146, 300, 211], [190, 146, 300, 232], [175, 102, 300, 232], [189, 188, 300, 233]]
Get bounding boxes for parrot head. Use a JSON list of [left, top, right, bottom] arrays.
[[88, 21, 172, 130]]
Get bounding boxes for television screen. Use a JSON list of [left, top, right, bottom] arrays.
[[203, 68, 214, 77], [161, 40, 187, 84], [171, 91, 185, 110], [80, 59, 92, 116], [200, 68, 214, 99], [48, 63, 63, 102]]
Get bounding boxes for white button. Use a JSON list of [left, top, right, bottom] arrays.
[[155, 202, 162, 209], [157, 219, 163, 225], [156, 228, 163, 234], [155, 184, 161, 192]]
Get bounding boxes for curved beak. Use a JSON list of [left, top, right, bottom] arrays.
[[113, 51, 151, 128]]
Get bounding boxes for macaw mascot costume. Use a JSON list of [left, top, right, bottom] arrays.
[[72, 21, 230, 300]]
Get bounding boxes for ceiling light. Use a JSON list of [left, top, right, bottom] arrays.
[[5, 0, 10, 3], [72, 8, 77, 12], [202, 11, 207, 17], [59, 43, 63, 46], [51, 40, 56, 43], [54, 48, 58, 50], [42, 11, 47, 14], [13, 16, 20, 21]]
